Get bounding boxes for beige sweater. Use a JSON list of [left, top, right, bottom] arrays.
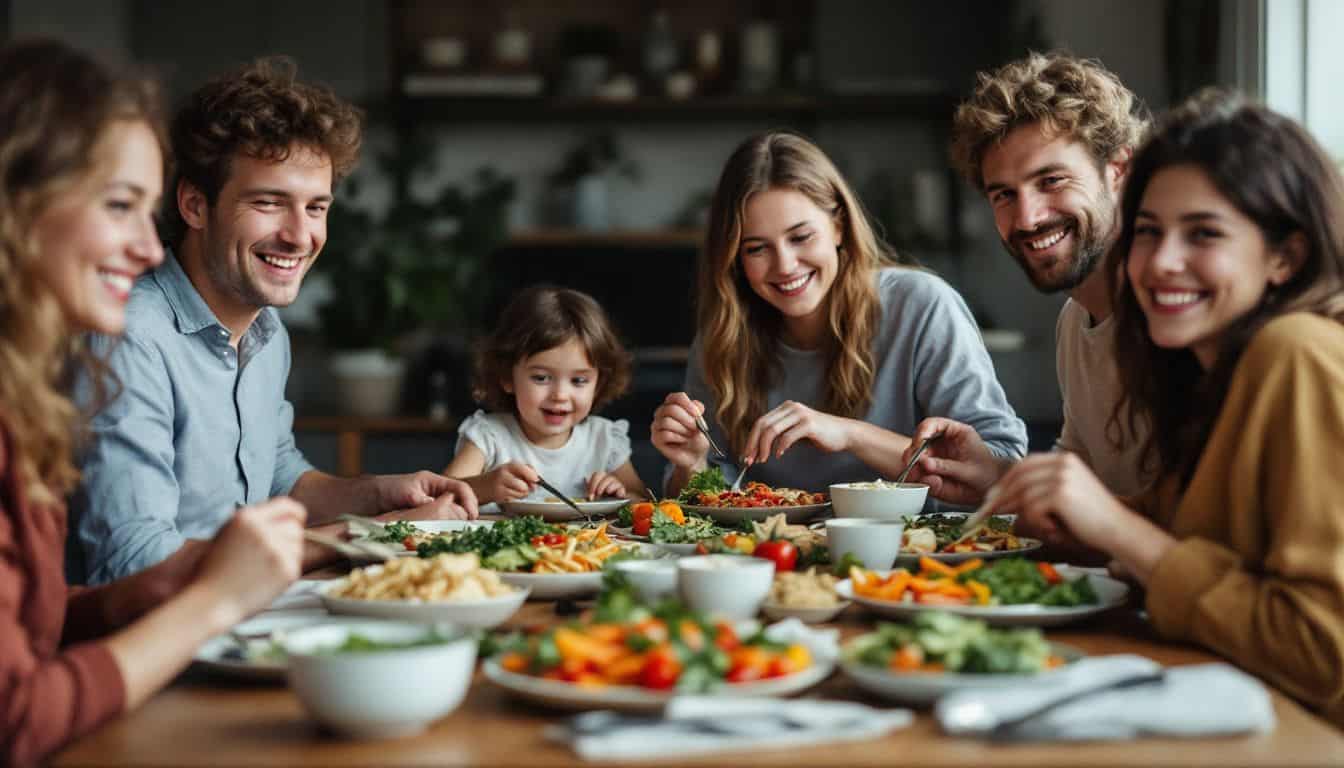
[[1143, 313, 1344, 726]]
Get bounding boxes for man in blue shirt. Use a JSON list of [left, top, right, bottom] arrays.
[[69, 58, 477, 584]]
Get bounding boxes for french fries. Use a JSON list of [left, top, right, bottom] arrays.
[[528, 523, 626, 574]]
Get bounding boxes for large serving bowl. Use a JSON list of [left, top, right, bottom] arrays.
[[676, 555, 774, 619], [283, 620, 476, 739], [829, 481, 928, 520]]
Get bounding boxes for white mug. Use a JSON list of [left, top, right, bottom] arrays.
[[825, 518, 905, 571]]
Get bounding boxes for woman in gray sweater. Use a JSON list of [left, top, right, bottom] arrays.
[[652, 132, 1026, 496]]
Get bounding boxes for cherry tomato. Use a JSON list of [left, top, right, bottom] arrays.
[[630, 502, 656, 536], [639, 648, 681, 690], [403, 536, 417, 551], [725, 665, 762, 684], [1037, 562, 1062, 584], [754, 539, 798, 572], [713, 622, 740, 652]]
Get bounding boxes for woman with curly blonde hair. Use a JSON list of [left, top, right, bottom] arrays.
[[0, 40, 306, 765], [652, 131, 1025, 496]]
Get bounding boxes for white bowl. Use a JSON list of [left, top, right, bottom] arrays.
[[283, 620, 476, 739], [829, 482, 928, 520], [825, 518, 906, 571], [676, 555, 774, 620], [611, 558, 679, 603]]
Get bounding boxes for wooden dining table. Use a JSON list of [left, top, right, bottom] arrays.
[[53, 573, 1344, 768]]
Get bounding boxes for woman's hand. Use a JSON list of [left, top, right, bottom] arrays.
[[742, 400, 850, 465], [193, 498, 306, 627], [373, 471, 479, 520], [902, 417, 1010, 506], [585, 471, 627, 499], [991, 452, 1128, 551], [650, 392, 710, 469], [484, 462, 539, 502]]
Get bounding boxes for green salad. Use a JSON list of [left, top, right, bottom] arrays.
[[845, 612, 1063, 674], [416, 516, 558, 571], [676, 466, 727, 504], [317, 631, 453, 655], [972, 558, 1098, 606]]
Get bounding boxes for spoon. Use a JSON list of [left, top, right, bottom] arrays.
[[894, 432, 943, 484]]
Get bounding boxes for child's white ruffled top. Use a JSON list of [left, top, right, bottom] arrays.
[[456, 410, 632, 499]]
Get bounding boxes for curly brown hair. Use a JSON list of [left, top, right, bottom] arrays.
[[162, 56, 363, 245], [950, 51, 1150, 188], [473, 285, 632, 414], [0, 39, 165, 501], [1109, 89, 1344, 484]]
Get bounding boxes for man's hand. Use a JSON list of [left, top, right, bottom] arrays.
[[373, 471, 480, 520], [901, 418, 1009, 505]]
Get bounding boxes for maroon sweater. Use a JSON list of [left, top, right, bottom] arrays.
[[0, 424, 125, 766]]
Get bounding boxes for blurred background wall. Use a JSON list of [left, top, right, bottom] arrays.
[[6, 0, 1291, 484]]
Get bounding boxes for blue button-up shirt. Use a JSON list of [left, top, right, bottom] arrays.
[[67, 252, 314, 584]]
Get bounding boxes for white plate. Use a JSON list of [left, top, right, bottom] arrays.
[[835, 565, 1129, 627], [839, 643, 1084, 703], [681, 502, 831, 525], [609, 525, 714, 556], [501, 499, 629, 522], [319, 578, 530, 628], [482, 655, 834, 712], [654, 542, 700, 556], [607, 525, 649, 542], [497, 542, 666, 600], [893, 538, 1043, 567], [192, 610, 336, 681]]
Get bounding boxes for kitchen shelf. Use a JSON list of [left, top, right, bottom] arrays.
[[504, 228, 702, 249], [392, 90, 958, 124]]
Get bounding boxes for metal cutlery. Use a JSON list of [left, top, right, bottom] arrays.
[[303, 529, 401, 562], [988, 671, 1167, 741], [895, 432, 943, 484], [730, 458, 753, 492], [694, 413, 728, 460], [948, 487, 1000, 547], [535, 475, 591, 521]]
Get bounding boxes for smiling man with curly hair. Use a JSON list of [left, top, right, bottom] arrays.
[[904, 52, 1154, 530]]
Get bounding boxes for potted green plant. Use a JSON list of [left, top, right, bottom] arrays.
[[319, 146, 516, 416], [546, 132, 640, 230]]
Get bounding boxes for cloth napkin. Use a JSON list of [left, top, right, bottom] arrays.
[[550, 697, 913, 761], [936, 654, 1276, 741]]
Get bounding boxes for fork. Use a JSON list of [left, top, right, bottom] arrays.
[[730, 458, 754, 492], [694, 413, 728, 461]]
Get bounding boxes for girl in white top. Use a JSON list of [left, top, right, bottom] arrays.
[[445, 285, 646, 503]]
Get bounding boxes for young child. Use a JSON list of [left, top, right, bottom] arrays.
[[445, 285, 645, 504]]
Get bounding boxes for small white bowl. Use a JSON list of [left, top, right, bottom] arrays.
[[761, 600, 851, 624], [611, 558, 678, 603], [676, 555, 774, 620], [829, 482, 929, 520], [283, 620, 476, 739], [825, 518, 906, 571]]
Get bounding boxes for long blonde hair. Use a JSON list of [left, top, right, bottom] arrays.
[[0, 40, 164, 503], [700, 131, 901, 454]]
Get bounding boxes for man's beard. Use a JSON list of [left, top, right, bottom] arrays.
[[1004, 200, 1117, 295]]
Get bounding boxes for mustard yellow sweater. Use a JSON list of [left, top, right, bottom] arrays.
[[1143, 313, 1344, 725]]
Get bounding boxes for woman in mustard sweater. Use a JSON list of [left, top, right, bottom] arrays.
[[991, 89, 1344, 723]]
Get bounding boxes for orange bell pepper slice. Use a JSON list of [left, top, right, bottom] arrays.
[[918, 556, 959, 578], [952, 558, 985, 575]]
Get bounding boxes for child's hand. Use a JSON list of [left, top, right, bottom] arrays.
[[486, 462, 539, 502], [585, 471, 627, 499]]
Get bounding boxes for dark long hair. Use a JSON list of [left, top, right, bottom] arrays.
[[1108, 89, 1344, 483]]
